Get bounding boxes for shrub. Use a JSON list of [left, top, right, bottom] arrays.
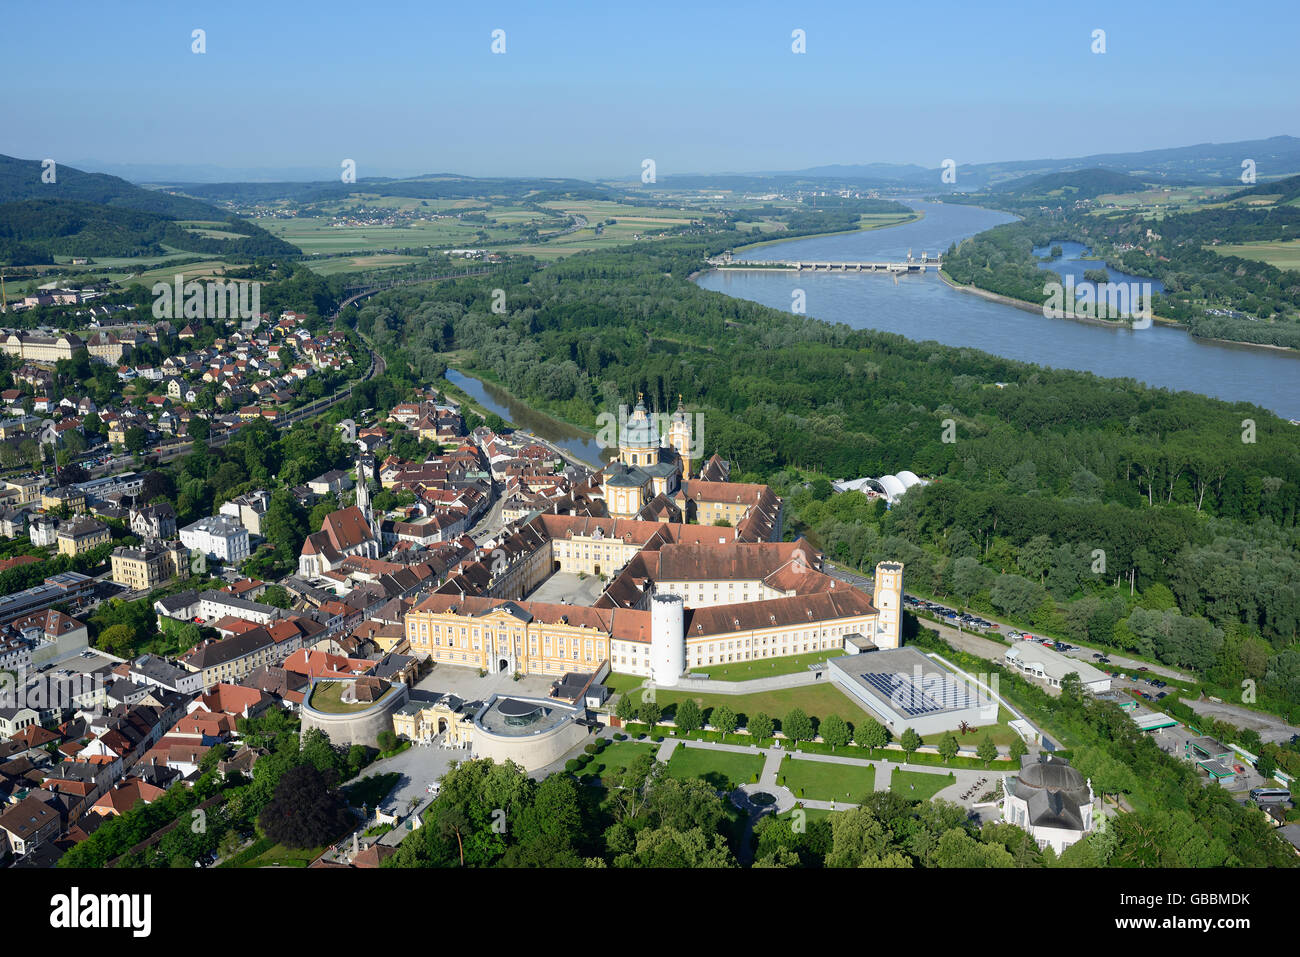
[[584, 743, 599, 754], [564, 759, 581, 773]]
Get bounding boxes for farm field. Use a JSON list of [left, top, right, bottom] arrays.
[[1209, 239, 1300, 270], [113, 258, 237, 288], [306, 253, 428, 275], [257, 217, 496, 254]]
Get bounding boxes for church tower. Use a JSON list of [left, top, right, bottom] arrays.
[[667, 395, 693, 479], [619, 394, 659, 469], [355, 458, 379, 544]]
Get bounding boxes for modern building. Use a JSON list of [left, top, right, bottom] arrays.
[[1004, 641, 1111, 694], [180, 514, 251, 564], [827, 646, 998, 736], [1001, 753, 1096, 854]]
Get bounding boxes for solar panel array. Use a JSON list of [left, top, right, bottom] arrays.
[[857, 670, 975, 717]]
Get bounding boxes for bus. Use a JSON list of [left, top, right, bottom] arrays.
[[1250, 787, 1291, 804]]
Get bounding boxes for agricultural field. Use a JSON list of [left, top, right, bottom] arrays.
[[113, 258, 236, 288], [174, 220, 248, 240], [1209, 239, 1300, 271], [306, 253, 429, 276], [257, 216, 497, 254]]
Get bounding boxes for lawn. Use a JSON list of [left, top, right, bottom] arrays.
[[224, 838, 327, 868], [890, 769, 954, 802], [575, 741, 657, 784], [688, 649, 841, 680], [777, 758, 875, 803], [666, 746, 764, 791], [309, 680, 376, 714], [612, 673, 879, 729]]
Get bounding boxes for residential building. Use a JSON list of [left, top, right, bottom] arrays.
[[180, 514, 251, 564]]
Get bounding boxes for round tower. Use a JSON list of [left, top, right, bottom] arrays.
[[650, 593, 685, 687]]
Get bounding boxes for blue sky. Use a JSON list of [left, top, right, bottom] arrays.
[[3, 0, 1297, 180]]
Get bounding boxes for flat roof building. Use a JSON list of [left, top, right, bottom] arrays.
[[826, 647, 997, 736], [1004, 641, 1111, 694]]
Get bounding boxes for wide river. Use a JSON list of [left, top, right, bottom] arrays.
[[695, 201, 1300, 419]]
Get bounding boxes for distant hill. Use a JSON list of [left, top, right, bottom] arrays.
[[178, 174, 615, 205], [1227, 172, 1300, 205], [0, 198, 299, 266], [993, 168, 1150, 199], [0, 154, 224, 218], [762, 135, 1300, 191]]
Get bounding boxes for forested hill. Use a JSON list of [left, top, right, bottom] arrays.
[[0, 198, 300, 265], [994, 168, 1150, 200], [0, 154, 222, 218]]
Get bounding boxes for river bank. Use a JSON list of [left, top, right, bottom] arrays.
[[936, 270, 1300, 355]]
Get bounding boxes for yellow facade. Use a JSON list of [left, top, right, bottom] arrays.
[[57, 523, 110, 557], [405, 605, 609, 677]]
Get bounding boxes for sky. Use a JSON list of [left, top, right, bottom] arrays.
[[3, 0, 1298, 181]]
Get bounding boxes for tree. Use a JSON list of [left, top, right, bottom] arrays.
[[97, 623, 135, 656], [262, 584, 291, 609], [937, 734, 959, 764], [855, 718, 888, 755], [1255, 753, 1276, 779], [977, 735, 998, 767], [637, 700, 662, 732], [782, 708, 814, 744], [258, 764, 351, 849], [1009, 738, 1029, 763], [820, 714, 850, 750], [615, 693, 636, 723], [187, 417, 210, 443], [124, 426, 148, 455], [900, 728, 922, 762], [748, 712, 773, 743], [674, 698, 702, 736], [710, 705, 737, 737]]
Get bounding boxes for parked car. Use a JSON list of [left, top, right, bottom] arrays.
[[1138, 666, 1149, 672], [1098, 657, 1111, 664], [1155, 692, 1168, 699], [1092, 652, 1104, 659]]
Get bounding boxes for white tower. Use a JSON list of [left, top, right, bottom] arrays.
[[872, 561, 904, 649], [649, 593, 685, 687]]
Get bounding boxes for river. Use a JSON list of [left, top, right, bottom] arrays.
[[696, 201, 1300, 419], [444, 368, 608, 467]]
